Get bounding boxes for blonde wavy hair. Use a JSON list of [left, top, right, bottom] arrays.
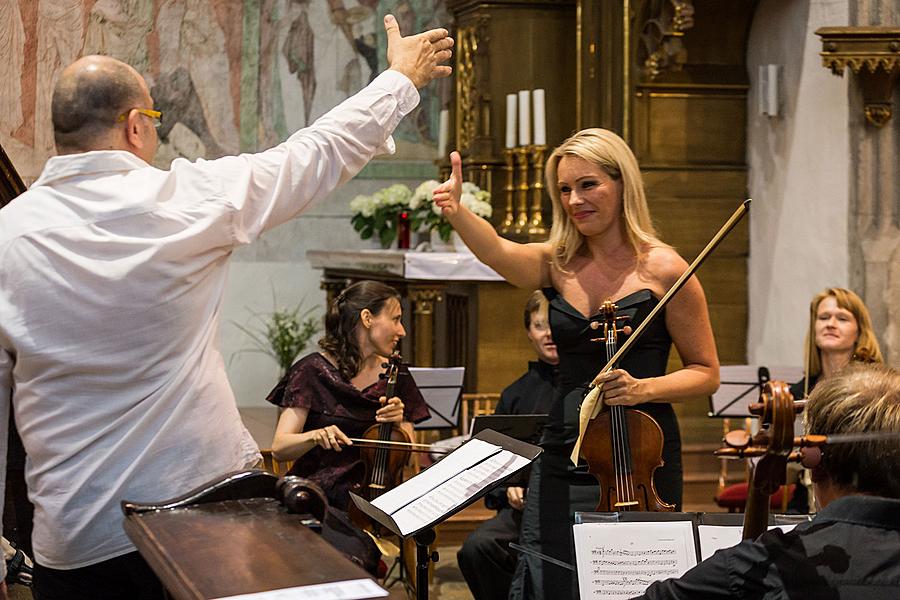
[[804, 363, 900, 497], [545, 128, 663, 270], [804, 287, 883, 381]]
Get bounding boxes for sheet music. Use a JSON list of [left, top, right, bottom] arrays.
[[391, 450, 530, 535], [697, 523, 799, 561], [573, 521, 697, 599], [371, 438, 501, 515], [212, 578, 388, 600]]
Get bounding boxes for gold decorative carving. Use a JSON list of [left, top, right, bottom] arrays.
[[513, 147, 530, 235], [320, 278, 351, 306], [499, 148, 516, 234], [528, 145, 548, 240], [455, 15, 492, 154], [638, 0, 696, 81], [816, 27, 900, 127], [409, 287, 444, 367]]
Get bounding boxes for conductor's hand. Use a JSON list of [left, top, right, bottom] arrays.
[[313, 425, 352, 452], [385, 14, 453, 89], [592, 369, 648, 406], [376, 396, 405, 423], [507, 486, 526, 511], [432, 151, 463, 218]]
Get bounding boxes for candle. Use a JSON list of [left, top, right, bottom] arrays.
[[505, 94, 517, 149], [518, 90, 530, 146], [437, 109, 449, 158], [533, 89, 546, 146]]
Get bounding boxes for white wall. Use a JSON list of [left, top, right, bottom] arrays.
[[222, 174, 429, 407], [746, 0, 850, 366]]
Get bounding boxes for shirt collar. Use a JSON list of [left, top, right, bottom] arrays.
[[530, 360, 559, 379], [817, 495, 900, 530], [33, 150, 152, 187]]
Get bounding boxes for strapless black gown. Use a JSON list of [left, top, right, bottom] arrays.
[[509, 288, 683, 600]]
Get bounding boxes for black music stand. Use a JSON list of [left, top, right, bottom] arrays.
[[350, 429, 541, 600], [707, 365, 804, 418], [408, 366, 465, 430]]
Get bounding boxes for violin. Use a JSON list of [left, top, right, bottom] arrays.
[[357, 352, 413, 504], [580, 300, 674, 512]]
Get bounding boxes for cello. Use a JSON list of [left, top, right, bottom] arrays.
[[580, 300, 674, 512], [716, 380, 801, 539]]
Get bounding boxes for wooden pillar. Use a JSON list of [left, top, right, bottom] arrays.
[[409, 287, 443, 367]]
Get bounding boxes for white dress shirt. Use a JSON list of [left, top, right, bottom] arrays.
[[0, 69, 419, 570]]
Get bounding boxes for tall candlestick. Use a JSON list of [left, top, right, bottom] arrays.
[[532, 89, 546, 146], [437, 109, 449, 158], [505, 94, 517, 149], [518, 90, 531, 147]]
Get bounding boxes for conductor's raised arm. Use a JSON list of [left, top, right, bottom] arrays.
[[384, 14, 454, 89]]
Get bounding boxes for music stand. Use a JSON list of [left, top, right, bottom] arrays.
[[471, 414, 548, 444], [408, 367, 464, 430], [707, 365, 804, 418], [350, 429, 541, 600]]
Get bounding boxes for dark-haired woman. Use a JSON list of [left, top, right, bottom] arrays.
[[267, 280, 429, 510]]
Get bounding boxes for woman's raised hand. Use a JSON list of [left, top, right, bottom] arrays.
[[432, 151, 463, 218], [376, 395, 405, 423], [312, 424, 352, 452]]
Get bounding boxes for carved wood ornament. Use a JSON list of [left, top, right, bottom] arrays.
[[638, 0, 696, 81], [817, 27, 900, 127]]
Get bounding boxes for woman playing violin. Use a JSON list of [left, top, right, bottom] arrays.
[[266, 280, 430, 511], [433, 129, 719, 600]]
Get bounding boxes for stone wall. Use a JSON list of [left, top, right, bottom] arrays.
[[848, 0, 900, 365]]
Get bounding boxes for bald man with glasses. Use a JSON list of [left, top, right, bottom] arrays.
[[0, 15, 452, 600]]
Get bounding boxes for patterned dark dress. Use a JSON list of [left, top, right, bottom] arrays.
[[510, 288, 682, 600], [265, 352, 430, 510]]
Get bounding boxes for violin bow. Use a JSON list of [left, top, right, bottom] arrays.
[[571, 199, 751, 465]]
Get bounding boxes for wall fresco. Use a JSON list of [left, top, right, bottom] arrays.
[[0, 0, 449, 182]]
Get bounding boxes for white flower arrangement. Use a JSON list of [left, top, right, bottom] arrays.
[[350, 183, 413, 247], [351, 180, 492, 247]]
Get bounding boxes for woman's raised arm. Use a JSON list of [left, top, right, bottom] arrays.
[[433, 151, 552, 290]]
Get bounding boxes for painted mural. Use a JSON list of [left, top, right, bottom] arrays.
[[0, 0, 450, 181]]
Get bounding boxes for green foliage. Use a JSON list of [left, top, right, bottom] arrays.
[[234, 301, 321, 376]]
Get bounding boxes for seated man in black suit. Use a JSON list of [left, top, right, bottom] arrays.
[[457, 291, 559, 600]]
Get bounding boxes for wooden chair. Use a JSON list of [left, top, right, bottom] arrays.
[[713, 418, 795, 512], [458, 392, 501, 435], [259, 449, 293, 477]]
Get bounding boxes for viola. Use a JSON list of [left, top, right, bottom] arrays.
[[580, 300, 674, 512]]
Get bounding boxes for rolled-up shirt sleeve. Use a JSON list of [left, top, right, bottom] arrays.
[[197, 70, 419, 244]]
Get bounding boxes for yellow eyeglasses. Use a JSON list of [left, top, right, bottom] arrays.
[[116, 108, 163, 128]]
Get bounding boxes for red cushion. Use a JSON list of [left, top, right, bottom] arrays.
[[715, 483, 796, 510]]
